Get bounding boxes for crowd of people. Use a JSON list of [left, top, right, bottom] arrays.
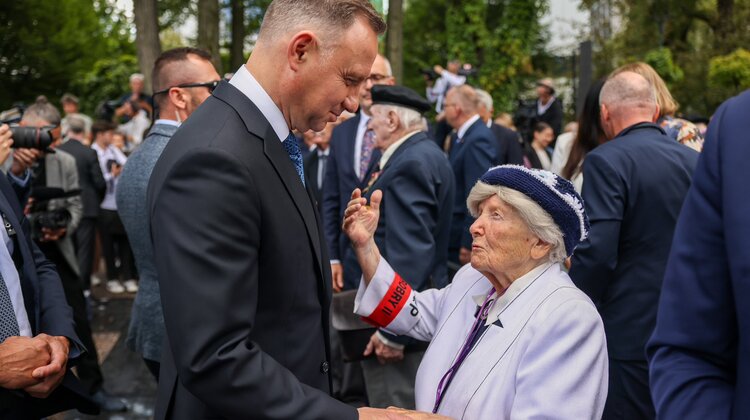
[[1, 0, 748, 419]]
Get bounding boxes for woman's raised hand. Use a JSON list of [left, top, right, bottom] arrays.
[[343, 188, 382, 249]]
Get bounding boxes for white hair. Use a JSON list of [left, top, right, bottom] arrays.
[[599, 71, 657, 114], [467, 183, 567, 263], [130, 73, 145, 82], [380, 104, 425, 132], [475, 89, 493, 112]]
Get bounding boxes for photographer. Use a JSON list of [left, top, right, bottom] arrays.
[[425, 60, 467, 148], [5, 97, 124, 412]]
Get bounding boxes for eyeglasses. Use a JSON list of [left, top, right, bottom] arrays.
[[153, 80, 220, 96]]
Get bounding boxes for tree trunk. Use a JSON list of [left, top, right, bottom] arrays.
[[230, 0, 246, 70], [133, 0, 161, 93], [386, 0, 404, 83], [715, 0, 734, 52], [198, 0, 222, 74]]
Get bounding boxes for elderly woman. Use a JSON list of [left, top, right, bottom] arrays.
[[344, 165, 608, 419]]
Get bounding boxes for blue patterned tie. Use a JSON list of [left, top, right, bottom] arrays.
[[0, 271, 20, 343], [283, 133, 306, 187]]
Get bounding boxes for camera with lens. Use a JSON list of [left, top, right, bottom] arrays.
[[421, 68, 440, 82], [28, 187, 81, 241], [458, 64, 479, 78], [96, 99, 123, 121], [1, 105, 57, 152]]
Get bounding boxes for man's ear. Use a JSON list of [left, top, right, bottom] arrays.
[[168, 88, 187, 110], [651, 104, 661, 123], [287, 32, 317, 72]]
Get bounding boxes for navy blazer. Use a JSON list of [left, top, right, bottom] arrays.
[[148, 81, 355, 419], [322, 114, 380, 284], [0, 174, 96, 416], [647, 91, 750, 419], [570, 123, 698, 360], [489, 122, 524, 165], [448, 118, 498, 257]]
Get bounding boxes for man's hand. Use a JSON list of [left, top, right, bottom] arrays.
[[24, 335, 69, 398], [363, 332, 404, 365], [40, 227, 66, 242], [387, 407, 454, 419], [433, 65, 444, 75], [358, 407, 410, 419], [10, 148, 41, 177], [459, 247, 471, 265], [0, 124, 13, 165], [331, 262, 344, 293], [111, 163, 123, 178], [0, 336, 52, 390]]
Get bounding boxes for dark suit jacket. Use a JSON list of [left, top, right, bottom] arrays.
[[646, 91, 750, 419], [448, 118, 498, 258], [535, 98, 564, 137], [57, 138, 106, 218], [489, 123, 524, 165], [570, 123, 698, 360], [0, 175, 97, 417], [304, 149, 327, 213], [147, 81, 356, 419], [322, 114, 381, 289]]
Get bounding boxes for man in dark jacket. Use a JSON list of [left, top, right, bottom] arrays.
[[475, 89, 524, 166], [58, 114, 105, 291], [569, 71, 698, 420]]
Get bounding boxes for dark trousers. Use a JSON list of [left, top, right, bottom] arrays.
[[330, 328, 368, 407], [74, 216, 97, 289], [98, 209, 136, 280], [602, 359, 656, 420], [38, 243, 103, 395]]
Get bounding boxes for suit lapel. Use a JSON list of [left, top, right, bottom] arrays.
[[212, 82, 326, 293]]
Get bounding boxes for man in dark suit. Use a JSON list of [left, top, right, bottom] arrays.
[[58, 115, 106, 291], [646, 90, 750, 419], [0, 124, 98, 418], [534, 78, 564, 138], [569, 71, 698, 420], [146, 2, 397, 419], [304, 113, 351, 212], [323, 53, 395, 292], [475, 89, 524, 166], [443, 85, 498, 267], [349, 85, 454, 408]]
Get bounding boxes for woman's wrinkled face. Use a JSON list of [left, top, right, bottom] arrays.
[[469, 195, 539, 279]]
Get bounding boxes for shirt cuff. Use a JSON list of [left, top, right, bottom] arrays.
[[375, 330, 405, 350], [354, 258, 413, 329], [330, 260, 341, 265]]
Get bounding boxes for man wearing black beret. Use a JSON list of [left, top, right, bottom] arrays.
[[346, 84, 455, 409]]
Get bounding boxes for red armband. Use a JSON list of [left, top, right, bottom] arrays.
[[361, 274, 412, 328]]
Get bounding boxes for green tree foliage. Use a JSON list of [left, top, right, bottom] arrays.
[[72, 55, 140, 116], [403, 0, 548, 113], [708, 49, 750, 104], [644, 47, 683, 84], [0, 0, 133, 113]]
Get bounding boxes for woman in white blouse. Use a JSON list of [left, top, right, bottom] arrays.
[[344, 165, 607, 420]]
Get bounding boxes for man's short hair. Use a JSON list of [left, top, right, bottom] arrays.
[[91, 120, 116, 139], [258, 0, 386, 45], [600, 71, 657, 115], [67, 115, 87, 134], [475, 89, 493, 111], [450, 85, 480, 114], [130, 73, 145, 83], [60, 93, 79, 105], [22, 96, 61, 126], [152, 47, 214, 107]]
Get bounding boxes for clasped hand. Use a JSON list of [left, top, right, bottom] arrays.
[[0, 334, 70, 398]]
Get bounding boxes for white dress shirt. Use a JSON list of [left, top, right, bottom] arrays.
[[91, 143, 128, 211], [456, 114, 481, 141], [537, 96, 556, 115], [229, 65, 290, 143], [353, 114, 371, 179], [0, 218, 32, 338], [316, 147, 330, 189]]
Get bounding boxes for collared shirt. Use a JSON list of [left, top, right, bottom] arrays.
[[316, 147, 330, 189], [471, 262, 555, 326], [0, 218, 32, 337], [154, 119, 181, 128], [353, 114, 372, 178], [229, 65, 289, 143], [537, 97, 556, 116], [91, 143, 128, 211], [378, 130, 421, 169], [457, 114, 481, 140]]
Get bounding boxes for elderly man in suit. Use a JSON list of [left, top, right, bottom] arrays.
[[475, 89, 524, 166], [0, 124, 98, 418], [117, 47, 220, 382], [569, 71, 698, 419], [349, 84, 454, 409], [324, 53, 395, 293], [444, 85, 499, 268], [57, 114, 106, 291], [647, 90, 750, 419], [146, 1, 405, 419]]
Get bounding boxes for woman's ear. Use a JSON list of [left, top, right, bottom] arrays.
[[530, 238, 552, 261]]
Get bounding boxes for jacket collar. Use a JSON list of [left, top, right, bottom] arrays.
[[615, 122, 666, 139]]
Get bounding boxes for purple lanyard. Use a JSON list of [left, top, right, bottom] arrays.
[[433, 287, 499, 413]]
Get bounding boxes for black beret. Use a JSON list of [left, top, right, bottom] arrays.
[[371, 85, 431, 114]]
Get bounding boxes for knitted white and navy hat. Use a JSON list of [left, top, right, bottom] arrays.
[[478, 165, 590, 257]]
